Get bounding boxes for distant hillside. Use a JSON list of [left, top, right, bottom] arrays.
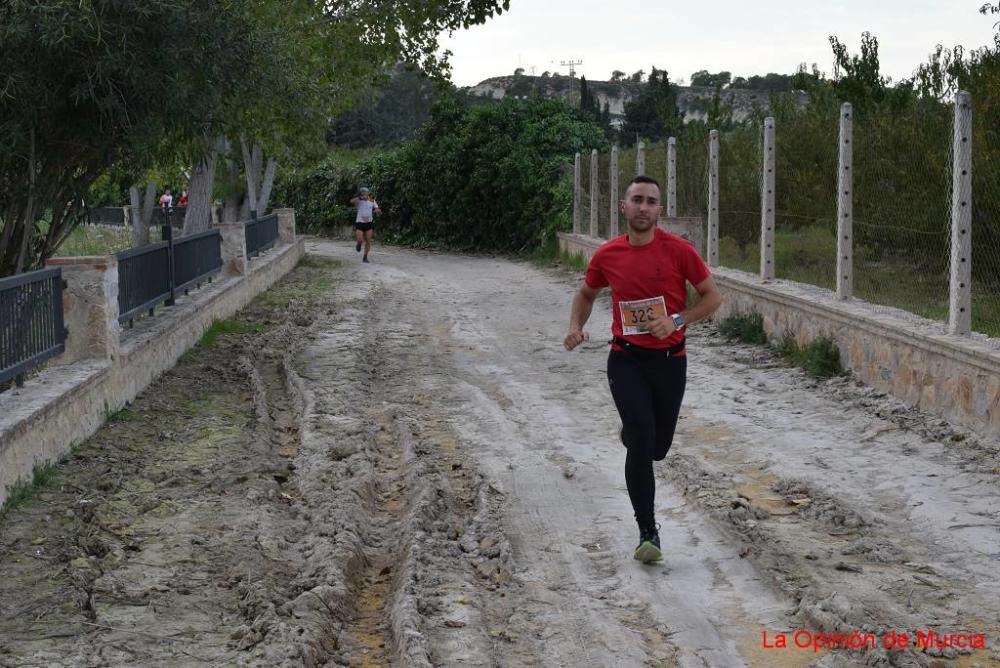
[[464, 75, 808, 127]]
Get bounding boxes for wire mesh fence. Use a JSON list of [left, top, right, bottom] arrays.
[[853, 104, 953, 323], [971, 101, 1000, 338], [567, 92, 999, 343], [617, 145, 638, 202], [577, 154, 591, 234], [717, 120, 762, 272], [772, 109, 839, 290], [676, 132, 707, 218], [597, 151, 613, 239]]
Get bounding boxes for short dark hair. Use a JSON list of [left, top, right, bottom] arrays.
[[628, 175, 661, 190]]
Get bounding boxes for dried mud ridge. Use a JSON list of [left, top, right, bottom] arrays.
[[0, 258, 519, 667]]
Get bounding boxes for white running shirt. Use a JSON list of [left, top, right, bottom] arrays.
[[356, 199, 378, 223]]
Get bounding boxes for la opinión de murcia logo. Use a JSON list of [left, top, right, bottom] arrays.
[[762, 629, 987, 652]]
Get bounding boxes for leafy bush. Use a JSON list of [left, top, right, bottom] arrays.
[[276, 94, 607, 253]]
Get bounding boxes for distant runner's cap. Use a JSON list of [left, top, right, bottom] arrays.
[[359, 186, 370, 193]]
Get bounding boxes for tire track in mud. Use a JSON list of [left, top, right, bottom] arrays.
[[280, 275, 533, 667]]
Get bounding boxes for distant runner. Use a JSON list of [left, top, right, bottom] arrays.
[[564, 175, 722, 563], [350, 186, 380, 263]]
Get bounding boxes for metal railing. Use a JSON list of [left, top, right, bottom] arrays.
[[115, 225, 224, 327], [245, 213, 279, 257], [172, 228, 222, 294], [116, 241, 171, 326], [0, 268, 66, 387]]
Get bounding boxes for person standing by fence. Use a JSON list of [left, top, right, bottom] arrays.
[[563, 175, 722, 564], [350, 186, 380, 263]]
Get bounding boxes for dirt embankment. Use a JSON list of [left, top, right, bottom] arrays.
[[1, 241, 999, 668]]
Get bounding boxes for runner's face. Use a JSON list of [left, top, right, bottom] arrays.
[[621, 182, 662, 233]]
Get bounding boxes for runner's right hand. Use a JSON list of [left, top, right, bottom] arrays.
[[564, 329, 590, 351]]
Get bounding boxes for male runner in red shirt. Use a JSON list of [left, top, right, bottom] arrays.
[[564, 175, 722, 563]]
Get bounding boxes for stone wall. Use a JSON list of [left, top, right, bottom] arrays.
[[0, 213, 303, 507], [714, 268, 1000, 438]]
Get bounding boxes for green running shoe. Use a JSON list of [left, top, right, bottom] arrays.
[[633, 527, 662, 563]]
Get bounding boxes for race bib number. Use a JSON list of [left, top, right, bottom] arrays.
[[619, 296, 667, 336]]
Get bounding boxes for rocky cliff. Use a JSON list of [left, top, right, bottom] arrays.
[[465, 75, 808, 127]]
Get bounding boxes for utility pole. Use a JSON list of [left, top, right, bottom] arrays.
[[560, 59, 583, 78]]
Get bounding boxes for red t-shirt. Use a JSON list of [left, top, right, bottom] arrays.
[[584, 228, 711, 350]]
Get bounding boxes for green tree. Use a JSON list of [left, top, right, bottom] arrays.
[[620, 68, 683, 144], [829, 32, 884, 99], [278, 94, 607, 252], [328, 64, 441, 148], [579, 76, 601, 120], [0, 1, 257, 274], [0, 0, 511, 275], [690, 70, 732, 88]]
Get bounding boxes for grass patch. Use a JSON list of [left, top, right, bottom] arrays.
[[718, 311, 768, 344], [776, 335, 844, 378], [558, 249, 589, 273], [105, 405, 133, 423], [719, 310, 844, 378], [528, 235, 589, 273], [255, 254, 338, 307], [53, 225, 163, 257], [1, 462, 57, 518], [197, 318, 266, 350]]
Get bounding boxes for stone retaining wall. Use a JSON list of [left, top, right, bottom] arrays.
[[0, 214, 303, 506], [714, 268, 1000, 438]]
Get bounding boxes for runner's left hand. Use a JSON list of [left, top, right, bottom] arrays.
[[646, 315, 676, 340]]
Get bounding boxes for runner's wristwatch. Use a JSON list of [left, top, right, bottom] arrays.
[[670, 313, 685, 330]]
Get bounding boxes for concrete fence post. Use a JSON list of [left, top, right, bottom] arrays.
[[666, 137, 678, 218], [275, 208, 297, 244], [213, 222, 249, 276], [707, 130, 720, 267], [760, 117, 776, 281], [837, 103, 854, 300], [949, 91, 973, 335], [636, 141, 646, 176], [573, 153, 582, 234], [610, 145, 620, 235], [590, 149, 599, 238], [45, 256, 121, 365]]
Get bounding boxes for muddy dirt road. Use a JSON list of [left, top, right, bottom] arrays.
[[1, 239, 999, 667]]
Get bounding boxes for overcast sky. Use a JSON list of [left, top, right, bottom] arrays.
[[438, 1, 997, 87]]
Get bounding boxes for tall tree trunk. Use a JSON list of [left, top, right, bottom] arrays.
[[239, 136, 263, 220], [221, 137, 243, 222], [257, 158, 278, 214], [129, 182, 156, 247], [14, 129, 38, 273], [0, 204, 16, 273], [183, 140, 220, 236]]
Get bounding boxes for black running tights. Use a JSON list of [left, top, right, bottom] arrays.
[[607, 349, 687, 532]]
